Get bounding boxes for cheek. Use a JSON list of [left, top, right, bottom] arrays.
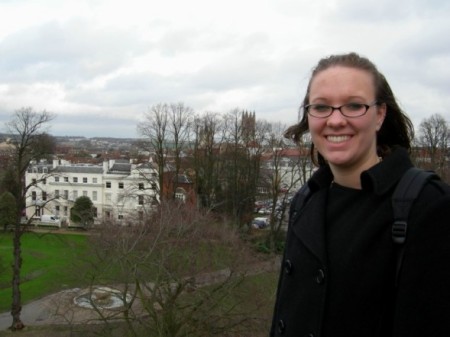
[[307, 116, 321, 135], [357, 119, 380, 142]]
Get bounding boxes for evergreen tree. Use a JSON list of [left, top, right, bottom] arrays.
[[70, 196, 95, 228], [0, 192, 17, 231]]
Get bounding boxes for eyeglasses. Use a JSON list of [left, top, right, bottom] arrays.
[[305, 101, 378, 118]]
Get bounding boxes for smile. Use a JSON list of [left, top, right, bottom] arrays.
[[327, 135, 350, 143]]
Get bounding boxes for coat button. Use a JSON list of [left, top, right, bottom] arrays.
[[316, 269, 325, 284], [284, 259, 293, 274], [277, 319, 285, 334]]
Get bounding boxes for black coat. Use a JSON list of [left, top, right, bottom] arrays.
[[271, 147, 450, 337]]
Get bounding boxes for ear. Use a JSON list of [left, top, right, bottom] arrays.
[[376, 103, 386, 131]]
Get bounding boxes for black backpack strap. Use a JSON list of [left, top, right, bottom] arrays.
[[392, 167, 439, 286]]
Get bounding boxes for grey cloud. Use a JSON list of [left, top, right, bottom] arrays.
[[0, 19, 146, 83], [328, 0, 450, 22], [190, 59, 272, 91], [66, 71, 190, 107], [51, 112, 139, 138]]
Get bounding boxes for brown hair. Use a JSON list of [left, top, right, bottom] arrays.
[[285, 52, 414, 166]]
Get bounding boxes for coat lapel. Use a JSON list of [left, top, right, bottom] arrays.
[[291, 190, 328, 265]]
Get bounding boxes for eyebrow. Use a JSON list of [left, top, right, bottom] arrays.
[[309, 96, 368, 103]]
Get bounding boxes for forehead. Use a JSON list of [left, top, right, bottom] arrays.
[[309, 66, 375, 100]]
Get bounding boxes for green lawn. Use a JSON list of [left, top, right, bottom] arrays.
[[0, 231, 87, 313], [0, 229, 279, 336]]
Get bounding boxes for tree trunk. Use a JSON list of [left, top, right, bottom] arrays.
[[10, 221, 24, 330]]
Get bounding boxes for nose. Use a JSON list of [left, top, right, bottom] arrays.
[[326, 107, 347, 126]]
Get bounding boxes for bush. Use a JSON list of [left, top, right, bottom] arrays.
[[72, 200, 270, 337]]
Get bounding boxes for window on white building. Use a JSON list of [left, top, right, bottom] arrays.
[[64, 206, 68, 216], [175, 192, 186, 202], [175, 188, 186, 202], [118, 214, 124, 220], [73, 190, 78, 199], [138, 195, 144, 205], [92, 191, 97, 201], [55, 190, 60, 199], [118, 182, 124, 189], [32, 191, 36, 201], [73, 177, 78, 183], [42, 191, 47, 201], [106, 181, 111, 188], [64, 177, 69, 182], [83, 190, 88, 197], [83, 177, 88, 183], [64, 190, 69, 199], [93, 178, 98, 184], [55, 176, 60, 182], [138, 183, 144, 190]]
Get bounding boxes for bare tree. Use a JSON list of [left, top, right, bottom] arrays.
[[192, 112, 224, 209], [259, 122, 310, 252], [138, 103, 169, 200], [417, 114, 449, 182], [219, 109, 260, 227], [168, 102, 194, 198], [3, 107, 55, 330]]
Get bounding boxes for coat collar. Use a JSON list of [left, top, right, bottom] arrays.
[[361, 147, 413, 195], [290, 146, 413, 264], [307, 146, 413, 196]]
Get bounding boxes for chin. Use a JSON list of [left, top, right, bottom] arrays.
[[324, 154, 352, 165]]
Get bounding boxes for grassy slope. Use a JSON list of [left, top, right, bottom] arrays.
[[0, 230, 279, 336], [0, 232, 87, 312]]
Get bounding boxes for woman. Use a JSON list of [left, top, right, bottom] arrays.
[[270, 52, 450, 337]]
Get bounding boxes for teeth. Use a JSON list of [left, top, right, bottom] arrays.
[[327, 135, 349, 143]]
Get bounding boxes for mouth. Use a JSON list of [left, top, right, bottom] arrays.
[[326, 135, 351, 143]]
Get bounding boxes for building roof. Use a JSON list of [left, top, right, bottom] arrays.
[[176, 174, 192, 184], [53, 166, 103, 174], [108, 163, 131, 174]]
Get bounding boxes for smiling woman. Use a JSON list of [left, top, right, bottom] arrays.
[[271, 52, 450, 337], [307, 66, 386, 188]]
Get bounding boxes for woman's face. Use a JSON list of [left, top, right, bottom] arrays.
[[307, 66, 386, 172]]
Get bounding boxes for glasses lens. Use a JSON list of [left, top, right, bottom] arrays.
[[308, 104, 331, 117], [341, 103, 366, 117]]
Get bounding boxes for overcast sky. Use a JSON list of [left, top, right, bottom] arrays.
[[0, 0, 449, 138]]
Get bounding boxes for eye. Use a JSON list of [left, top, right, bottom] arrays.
[[345, 103, 364, 111], [312, 104, 331, 112]]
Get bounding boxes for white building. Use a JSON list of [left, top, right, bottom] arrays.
[[25, 159, 160, 226], [259, 148, 314, 194]]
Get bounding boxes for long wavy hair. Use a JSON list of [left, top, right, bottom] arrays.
[[285, 52, 414, 166]]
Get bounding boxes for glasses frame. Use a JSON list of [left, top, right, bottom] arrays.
[[305, 101, 378, 118]]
